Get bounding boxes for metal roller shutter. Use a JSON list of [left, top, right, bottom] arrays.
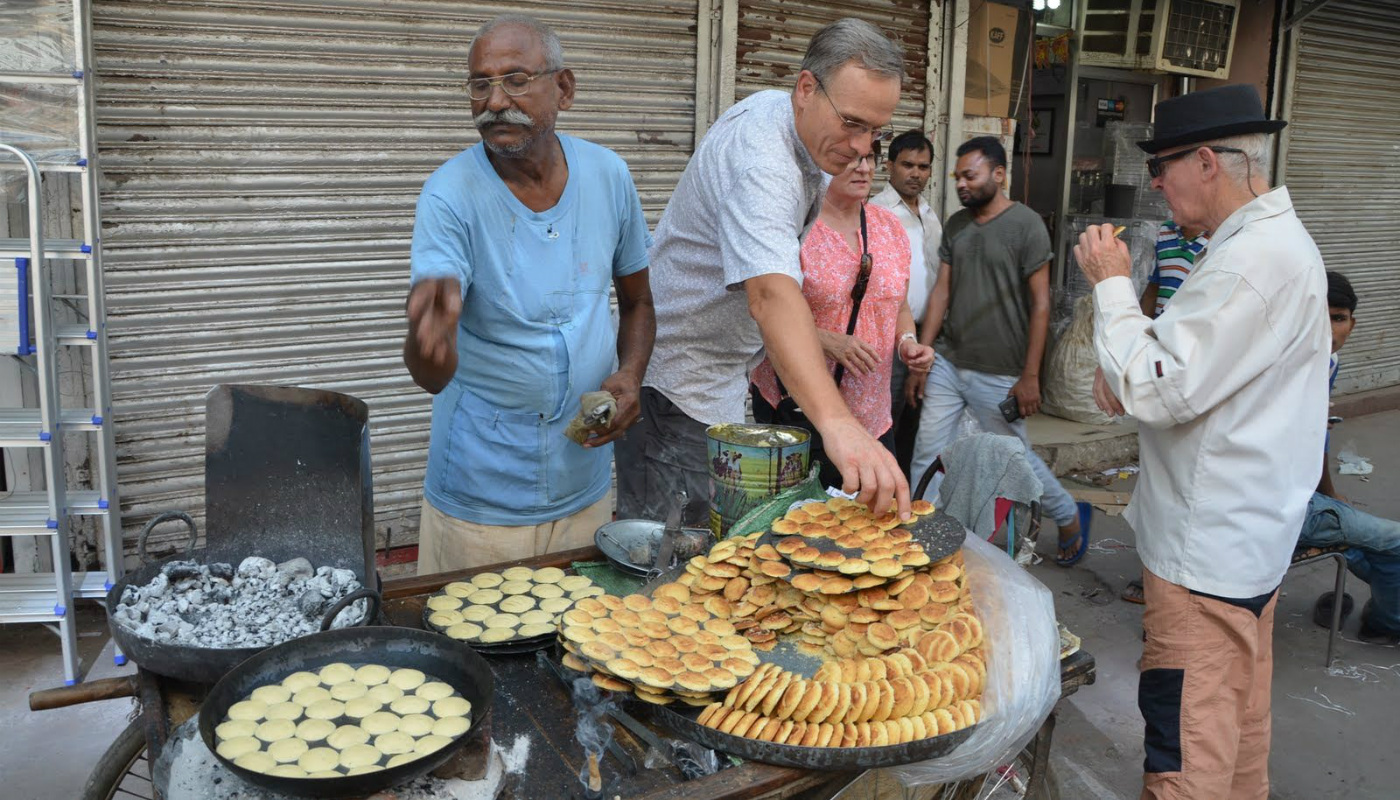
[[91, 0, 698, 556], [1281, 0, 1400, 393], [734, 0, 931, 136]]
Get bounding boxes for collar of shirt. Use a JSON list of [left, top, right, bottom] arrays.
[[1196, 186, 1294, 262], [871, 183, 927, 221]]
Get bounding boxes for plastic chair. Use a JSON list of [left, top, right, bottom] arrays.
[[915, 456, 1043, 558]]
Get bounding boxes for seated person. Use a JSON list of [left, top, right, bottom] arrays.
[[1303, 271, 1400, 645]]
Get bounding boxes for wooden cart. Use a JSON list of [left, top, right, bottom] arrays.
[[35, 545, 1095, 800]]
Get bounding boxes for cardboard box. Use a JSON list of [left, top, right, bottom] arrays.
[[964, 1, 1020, 118]]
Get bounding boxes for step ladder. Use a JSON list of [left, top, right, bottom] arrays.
[[1, 0, 124, 685]]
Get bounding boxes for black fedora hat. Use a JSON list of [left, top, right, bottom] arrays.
[[1138, 84, 1287, 154]]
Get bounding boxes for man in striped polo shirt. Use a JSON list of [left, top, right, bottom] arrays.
[[1138, 221, 1210, 319]]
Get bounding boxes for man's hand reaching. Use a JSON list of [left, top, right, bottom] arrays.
[[405, 278, 462, 393], [582, 371, 642, 448], [819, 416, 911, 520]]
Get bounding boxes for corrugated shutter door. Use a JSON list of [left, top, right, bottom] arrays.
[[734, 1, 930, 136], [92, 1, 698, 555], [1283, 0, 1400, 393]]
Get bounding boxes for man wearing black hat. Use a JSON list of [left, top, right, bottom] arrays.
[[1076, 84, 1330, 800]]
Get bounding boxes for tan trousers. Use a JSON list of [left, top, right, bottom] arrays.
[[1139, 569, 1276, 800], [415, 494, 613, 575]]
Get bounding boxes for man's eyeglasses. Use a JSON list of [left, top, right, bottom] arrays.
[[1146, 145, 1245, 179], [814, 75, 894, 144], [467, 70, 559, 101]]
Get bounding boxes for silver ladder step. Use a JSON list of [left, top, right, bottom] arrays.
[[0, 570, 111, 603], [0, 238, 92, 259], [57, 323, 99, 346], [0, 70, 84, 85], [0, 490, 111, 536], [0, 406, 106, 446]]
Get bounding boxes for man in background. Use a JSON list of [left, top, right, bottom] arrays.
[[908, 136, 1086, 562], [870, 129, 941, 476]]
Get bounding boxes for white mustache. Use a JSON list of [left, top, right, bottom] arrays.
[[474, 108, 535, 128]]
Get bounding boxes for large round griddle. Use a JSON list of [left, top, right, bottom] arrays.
[[651, 703, 977, 770], [199, 626, 494, 799]]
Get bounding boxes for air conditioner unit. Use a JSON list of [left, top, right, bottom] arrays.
[[1078, 0, 1238, 79]]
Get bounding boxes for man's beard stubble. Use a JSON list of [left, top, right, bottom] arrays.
[[474, 107, 539, 158]]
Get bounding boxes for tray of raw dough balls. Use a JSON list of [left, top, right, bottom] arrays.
[[199, 626, 493, 799], [421, 565, 604, 653]]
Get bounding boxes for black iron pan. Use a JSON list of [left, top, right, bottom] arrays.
[[199, 625, 495, 799], [106, 512, 381, 685], [649, 703, 977, 770]]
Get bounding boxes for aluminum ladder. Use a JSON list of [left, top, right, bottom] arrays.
[[1, 0, 123, 685]]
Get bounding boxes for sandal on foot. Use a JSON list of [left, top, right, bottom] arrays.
[[1121, 579, 1145, 605], [1056, 502, 1093, 567]]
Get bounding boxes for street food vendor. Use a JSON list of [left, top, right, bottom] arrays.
[[404, 14, 655, 573], [617, 18, 912, 524]]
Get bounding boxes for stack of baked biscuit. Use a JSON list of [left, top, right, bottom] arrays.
[[557, 593, 761, 706]]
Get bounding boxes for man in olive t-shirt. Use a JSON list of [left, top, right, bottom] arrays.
[[907, 136, 1085, 561]]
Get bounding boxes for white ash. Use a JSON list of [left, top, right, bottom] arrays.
[[114, 556, 367, 648]]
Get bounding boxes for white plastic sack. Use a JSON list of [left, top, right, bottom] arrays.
[[1043, 293, 1118, 426], [885, 531, 1060, 787]]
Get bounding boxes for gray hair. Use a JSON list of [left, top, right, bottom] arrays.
[[468, 14, 564, 72], [800, 18, 906, 85], [1205, 132, 1273, 185]]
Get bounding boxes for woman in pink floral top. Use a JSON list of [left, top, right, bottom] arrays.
[[752, 152, 935, 485]]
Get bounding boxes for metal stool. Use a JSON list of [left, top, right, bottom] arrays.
[[1289, 546, 1349, 667]]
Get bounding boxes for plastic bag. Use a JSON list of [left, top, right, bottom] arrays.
[[725, 467, 827, 539], [1043, 293, 1119, 426], [885, 531, 1060, 787]]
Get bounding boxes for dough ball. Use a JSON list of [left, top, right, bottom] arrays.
[[292, 686, 331, 707], [344, 696, 382, 719], [470, 572, 504, 588], [390, 695, 431, 716], [484, 613, 519, 630], [281, 671, 321, 693], [233, 751, 276, 773], [416, 682, 456, 702], [428, 610, 463, 629], [530, 583, 565, 600], [432, 697, 472, 719], [250, 685, 291, 705], [432, 716, 471, 738], [305, 699, 346, 720], [255, 718, 297, 743], [326, 725, 369, 750], [426, 595, 462, 611], [267, 764, 308, 777], [540, 597, 572, 615], [468, 588, 503, 606], [345, 764, 383, 775], [478, 627, 515, 644], [215, 736, 261, 760], [499, 580, 532, 596], [295, 718, 335, 743], [415, 734, 453, 755], [318, 662, 357, 686], [264, 701, 303, 721], [375, 731, 415, 755], [557, 576, 592, 592], [518, 622, 555, 638], [216, 719, 257, 741], [533, 567, 566, 584], [268, 737, 309, 764], [501, 566, 535, 582], [355, 664, 391, 686], [386, 753, 419, 768], [499, 595, 535, 614], [338, 743, 382, 770], [366, 683, 403, 704], [298, 746, 341, 772], [398, 713, 435, 737], [330, 681, 368, 702], [362, 711, 401, 735], [446, 622, 483, 641], [226, 700, 268, 722], [443, 582, 475, 598], [389, 668, 426, 691], [459, 605, 494, 623]]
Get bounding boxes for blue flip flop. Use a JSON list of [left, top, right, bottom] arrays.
[[1056, 501, 1093, 566]]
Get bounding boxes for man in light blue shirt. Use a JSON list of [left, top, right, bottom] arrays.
[[404, 15, 654, 573]]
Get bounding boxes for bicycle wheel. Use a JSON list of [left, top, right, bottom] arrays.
[[81, 719, 156, 800]]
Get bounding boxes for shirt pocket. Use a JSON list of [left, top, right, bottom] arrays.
[[542, 431, 608, 505], [441, 391, 544, 510]]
